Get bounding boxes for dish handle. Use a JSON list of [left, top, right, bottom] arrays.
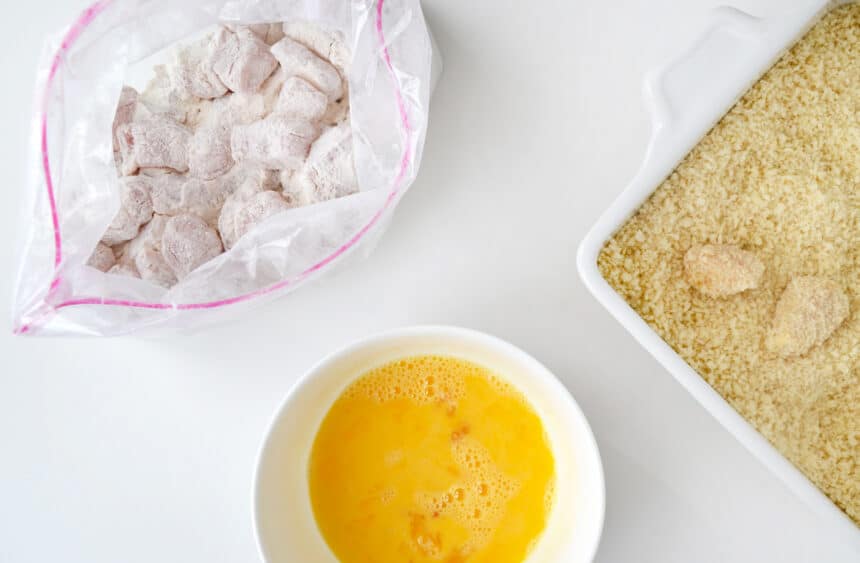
[[576, 0, 826, 280], [639, 3, 825, 182]]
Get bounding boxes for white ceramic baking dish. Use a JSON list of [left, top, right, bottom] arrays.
[[577, 0, 860, 542]]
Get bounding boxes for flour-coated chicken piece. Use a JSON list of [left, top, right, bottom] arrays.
[[161, 214, 224, 279], [128, 215, 167, 254], [102, 176, 155, 245], [125, 215, 177, 288], [278, 168, 302, 206], [765, 277, 850, 358], [271, 37, 343, 103], [294, 123, 358, 204], [171, 37, 228, 100], [146, 172, 186, 216], [107, 261, 141, 279], [223, 163, 281, 193], [112, 86, 142, 153], [233, 190, 296, 245], [188, 67, 287, 131], [280, 22, 350, 126], [282, 21, 350, 75], [135, 247, 178, 288], [188, 121, 234, 180], [147, 172, 230, 227], [259, 67, 290, 112], [230, 115, 319, 170], [218, 178, 263, 249], [211, 27, 278, 94], [139, 64, 195, 124], [684, 244, 764, 298], [116, 115, 191, 175], [87, 242, 116, 272], [226, 23, 285, 46], [321, 83, 350, 127], [218, 179, 296, 249], [274, 76, 328, 122]]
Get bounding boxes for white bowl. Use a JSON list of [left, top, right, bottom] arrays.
[[577, 0, 859, 542], [254, 326, 605, 562]]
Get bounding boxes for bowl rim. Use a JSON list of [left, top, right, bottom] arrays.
[[251, 325, 606, 563]]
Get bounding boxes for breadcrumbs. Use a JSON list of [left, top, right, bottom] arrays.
[[599, 5, 860, 524]]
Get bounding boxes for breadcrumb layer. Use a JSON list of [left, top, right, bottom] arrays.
[[599, 4, 860, 524]]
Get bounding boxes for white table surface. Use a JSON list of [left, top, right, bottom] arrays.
[[1, 1, 858, 562]]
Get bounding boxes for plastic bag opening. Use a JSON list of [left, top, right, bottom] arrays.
[[12, 0, 438, 337]]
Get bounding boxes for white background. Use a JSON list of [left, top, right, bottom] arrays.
[[1, 0, 858, 562]]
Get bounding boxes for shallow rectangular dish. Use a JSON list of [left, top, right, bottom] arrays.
[[578, 0, 859, 541]]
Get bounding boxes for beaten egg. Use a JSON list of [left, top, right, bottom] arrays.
[[309, 355, 556, 562]]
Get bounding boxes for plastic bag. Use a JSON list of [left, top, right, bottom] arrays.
[[12, 0, 438, 336]]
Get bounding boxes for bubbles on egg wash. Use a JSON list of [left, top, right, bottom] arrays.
[[417, 436, 522, 552]]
